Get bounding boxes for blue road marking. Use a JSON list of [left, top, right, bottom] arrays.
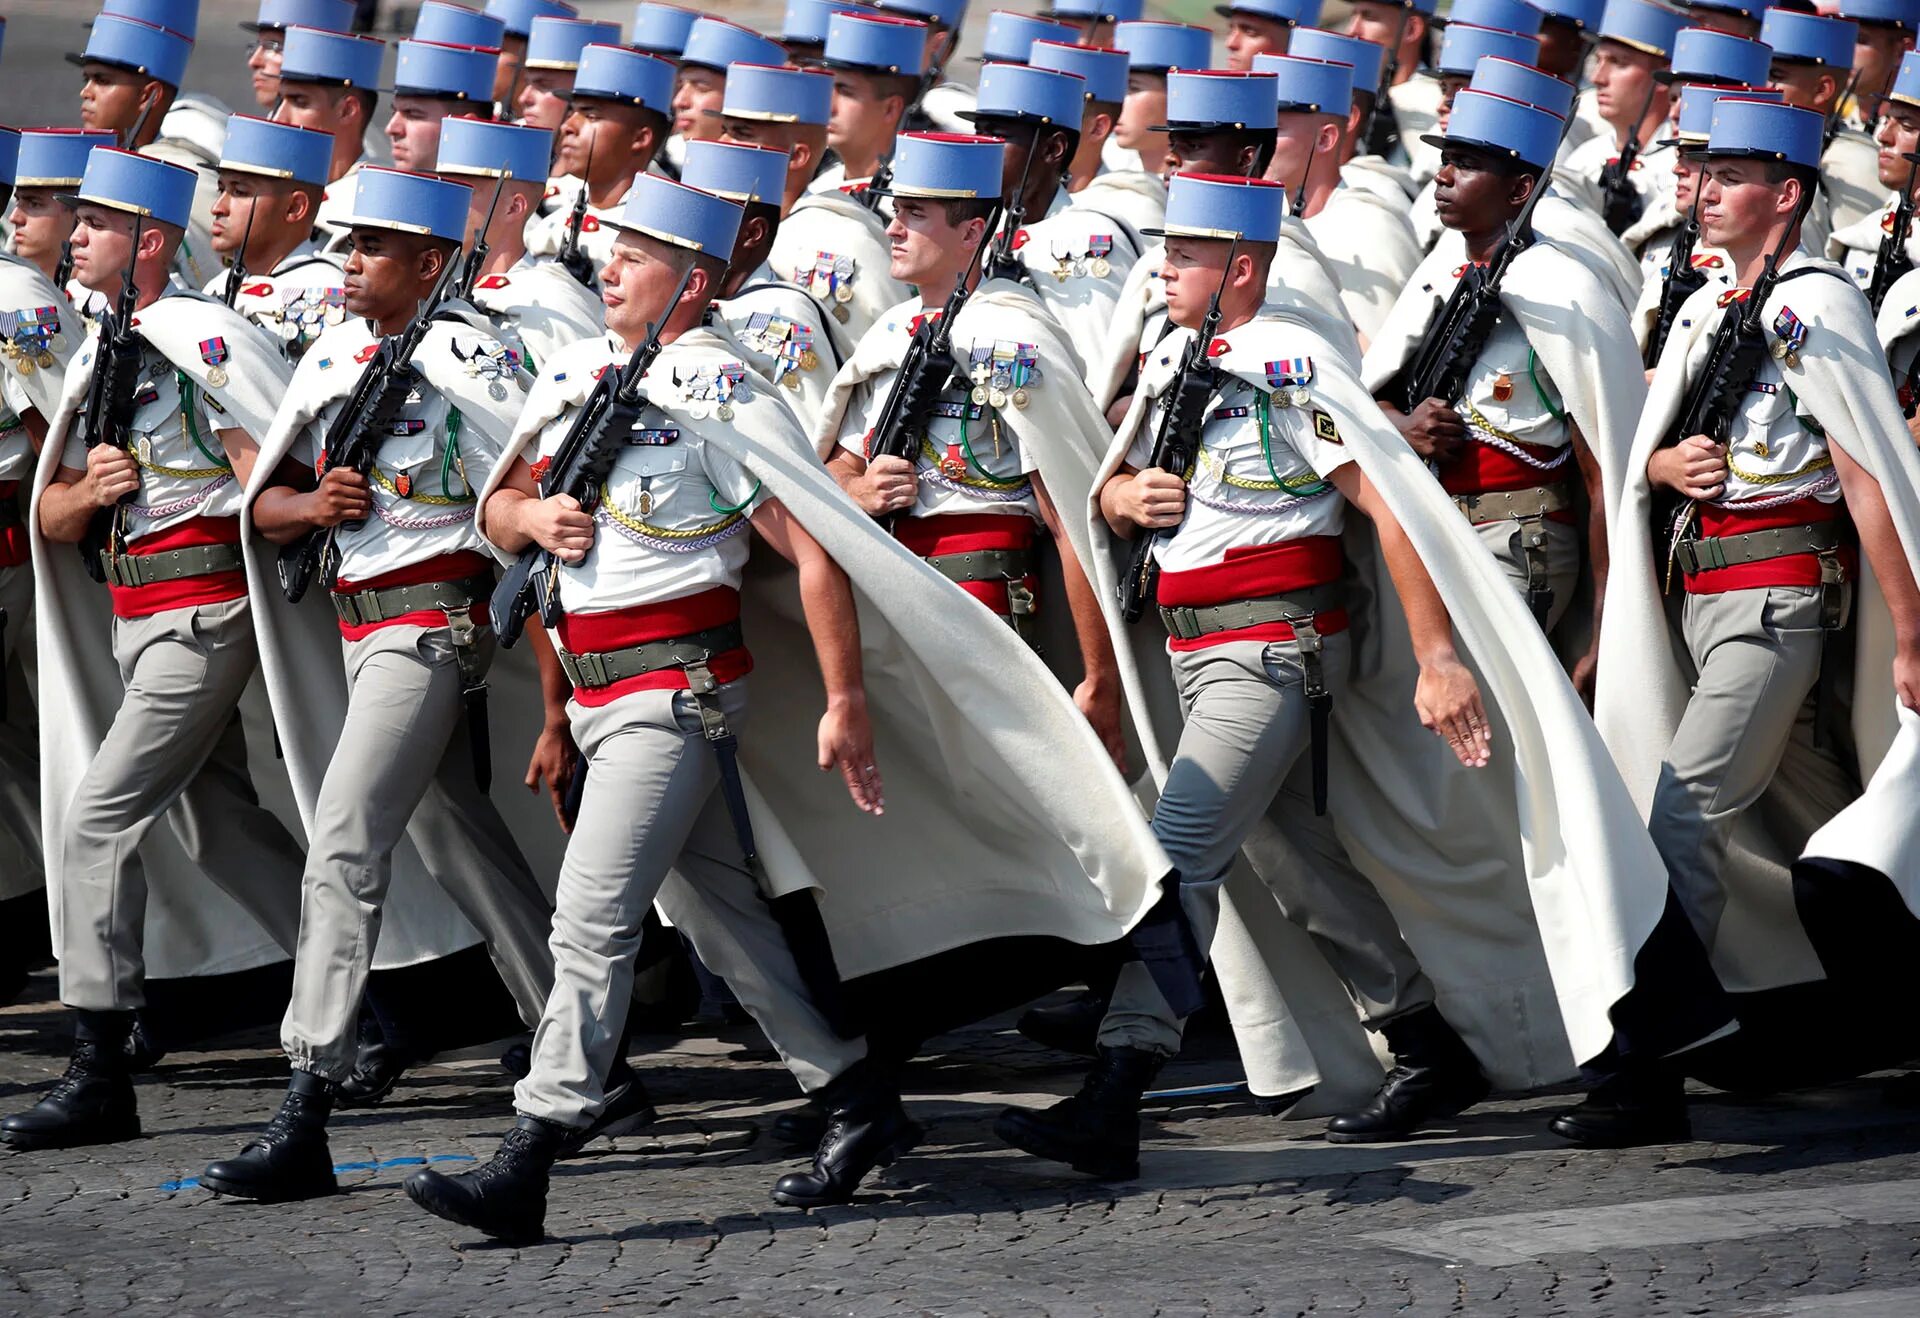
[[160, 1152, 477, 1193]]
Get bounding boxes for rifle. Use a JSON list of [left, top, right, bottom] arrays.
[[1825, 69, 1863, 151], [221, 201, 257, 310], [276, 252, 462, 603], [1118, 235, 1238, 625], [860, 199, 1004, 533], [1867, 152, 1920, 316], [54, 239, 73, 293], [982, 131, 1041, 285], [1395, 166, 1550, 416], [1598, 82, 1657, 236], [489, 260, 698, 647], [1361, 8, 1409, 162], [1646, 183, 1707, 368], [557, 138, 597, 288], [77, 212, 148, 583], [457, 169, 511, 300]]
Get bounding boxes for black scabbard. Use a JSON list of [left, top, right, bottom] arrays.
[[465, 683, 491, 795], [1309, 691, 1331, 818]]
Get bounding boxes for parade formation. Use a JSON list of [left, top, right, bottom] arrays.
[[2, 0, 1920, 1256]]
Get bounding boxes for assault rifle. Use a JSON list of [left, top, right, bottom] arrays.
[[457, 170, 511, 300], [490, 261, 698, 647], [1361, 9, 1409, 162], [1117, 235, 1238, 624], [1646, 184, 1706, 368], [276, 252, 461, 603], [557, 139, 597, 289], [1598, 83, 1657, 236], [220, 202, 257, 309], [77, 212, 148, 583], [862, 198, 1004, 532], [1867, 152, 1920, 317]]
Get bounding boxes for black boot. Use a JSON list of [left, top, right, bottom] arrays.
[[771, 1100, 828, 1148], [1549, 1061, 1690, 1148], [499, 1039, 532, 1080], [405, 1115, 567, 1246], [770, 1061, 922, 1209], [1325, 1006, 1490, 1144], [555, 1059, 658, 1159], [0, 1011, 140, 1151], [994, 1045, 1163, 1179], [123, 1012, 167, 1074], [336, 1008, 410, 1108], [200, 1070, 339, 1202], [1015, 989, 1111, 1058]]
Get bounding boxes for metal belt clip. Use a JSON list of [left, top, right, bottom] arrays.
[[683, 657, 732, 743], [1816, 546, 1847, 630], [1518, 515, 1554, 627]]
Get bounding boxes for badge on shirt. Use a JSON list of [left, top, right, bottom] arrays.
[[742, 312, 819, 387], [1265, 358, 1313, 408], [677, 362, 751, 420], [966, 341, 1040, 409], [1770, 306, 1808, 366], [625, 427, 680, 445], [198, 336, 231, 389], [805, 252, 856, 322], [0, 304, 62, 374], [1312, 408, 1342, 445]]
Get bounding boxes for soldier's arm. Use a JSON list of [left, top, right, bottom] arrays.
[[482, 456, 595, 562], [826, 442, 916, 518], [252, 450, 371, 545], [39, 450, 137, 544], [749, 495, 884, 815], [1032, 471, 1125, 773], [1328, 460, 1493, 768], [521, 621, 580, 833], [213, 425, 265, 491], [1571, 422, 1608, 707], [1833, 440, 1920, 712]]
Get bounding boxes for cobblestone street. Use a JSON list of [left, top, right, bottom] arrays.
[[7, 970, 1920, 1317]]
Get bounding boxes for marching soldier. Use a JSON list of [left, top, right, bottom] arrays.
[[1040, 0, 1140, 50], [878, 0, 975, 133], [414, 2, 506, 59], [1560, 0, 1687, 247], [1835, 0, 1920, 130], [271, 26, 387, 246], [404, 172, 908, 1241], [434, 116, 605, 371], [1689, 0, 1765, 42], [5, 148, 307, 1151], [0, 131, 91, 1003], [810, 9, 930, 197], [1288, 27, 1420, 210], [682, 137, 850, 434], [240, 0, 357, 113], [960, 61, 1143, 374], [1256, 53, 1422, 346], [1030, 40, 1166, 241], [1532, 0, 1606, 141], [999, 170, 1497, 1177], [69, 15, 220, 288], [1218, 0, 1309, 70], [1764, 8, 1886, 248], [1830, 51, 1920, 289], [1107, 20, 1214, 178], [205, 117, 348, 362], [748, 25, 911, 341], [1366, 90, 1645, 698], [516, 15, 620, 131], [670, 19, 786, 163], [524, 43, 677, 276], [199, 168, 567, 1201], [484, 0, 578, 113], [1585, 97, 1920, 1144], [1344, 0, 1443, 181], [385, 37, 501, 174], [1407, 20, 1544, 251]]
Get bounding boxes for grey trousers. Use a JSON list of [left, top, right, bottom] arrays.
[[1471, 515, 1581, 632], [280, 623, 554, 1080], [515, 681, 865, 1129], [57, 596, 305, 1010], [1100, 635, 1436, 1057], [0, 561, 41, 900], [1650, 584, 1834, 949]]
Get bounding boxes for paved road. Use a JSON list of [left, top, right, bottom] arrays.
[[6, 969, 1920, 1317]]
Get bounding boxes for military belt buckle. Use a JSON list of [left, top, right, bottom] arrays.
[[1158, 605, 1201, 641]]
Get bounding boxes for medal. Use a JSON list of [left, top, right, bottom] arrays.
[[782, 370, 800, 390], [1272, 388, 1292, 409], [137, 435, 153, 464], [1289, 386, 1310, 407], [799, 348, 819, 372], [489, 380, 508, 401], [13, 357, 30, 377], [50, 334, 65, 353], [1090, 257, 1110, 278], [1012, 387, 1029, 409], [940, 442, 965, 478], [638, 475, 655, 516], [1072, 258, 1088, 277], [989, 387, 1008, 409], [198, 337, 231, 391], [834, 282, 854, 304], [206, 365, 228, 389], [717, 402, 735, 421], [1052, 261, 1071, 283], [1492, 372, 1513, 403], [395, 471, 412, 498], [832, 303, 849, 323]]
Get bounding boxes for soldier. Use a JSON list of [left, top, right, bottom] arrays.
[[205, 117, 347, 363], [516, 15, 620, 131], [1533, 0, 1605, 99], [1256, 53, 1422, 346], [524, 44, 677, 275], [198, 168, 569, 1200], [0, 131, 93, 1005], [1218, 0, 1311, 70], [1689, 0, 1765, 42], [810, 10, 930, 197], [1107, 21, 1213, 177], [682, 137, 849, 433], [1559, 0, 1686, 246], [240, 0, 357, 113], [68, 15, 220, 289], [1764, 9, 1885, 248], [1344, 0, 1443, 181], [1288, 27, 1421, 209], [1833, 49, 1920, 292], [960, 62, 1142, 374], [1039, 0, 1139, 50], [877, 0, 975, 133], [1366, 89, 1645, 699], [1835, 0, 1919, 130], [402, 172, 907, 1241], [484, 0, 578, 112], [1406, 20, 1545, 250], [1031, 40, 1165, 242], [4, 148, 306, 1151], [386, 38, 501, 173], [1584, 97, 1920, 1144], [998, 170, 1497, 1177], [434, 116, 604, 371], [668, 19, 789, 174], [271, 26, 387, 245]]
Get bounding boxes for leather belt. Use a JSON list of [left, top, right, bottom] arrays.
[[1452, 482, 1572, 526], [557, 620, 745, 691], [100, 540, 243, 588], [1157, 583, 1341, 643], [330, 573, 494, 627], [1674, 520, 1843, 575], [926, 545, 1037, 641]]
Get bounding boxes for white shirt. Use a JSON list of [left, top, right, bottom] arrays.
[[1455, 309, 1571, 454]]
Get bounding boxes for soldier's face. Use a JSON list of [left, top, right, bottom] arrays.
[[343, 228, 442, 321], [600, 234, 689, 344], [210, 173, 284, 257], [1698, 158, 1795, 248], [827, 71, 903, 156], [387, 95, 453, 171], [1115, 71, 1168, 153], [559, 100, 648, 179], [673, 68, 727, 142], [79, 63, 153, 136], [1856, 25, 1918, 106], [1768, 61, 1838, 113], [885, 198, 975, 286], [1433, 146, 1529, 233], [1165, 130, 1257, 179], [495, 36, 526, 109], [1673, 152, 1702, 212], [1877, 104, 1920, 192], [1224, 16, 1289, 71], [274, 82, 353, 138], [67, 204, 137, 295], [248, 26, 285, 110], [1535, 18, 1588, 81], [519, 68, 573, 131], [8, 190, 77, 274], [1267, 114, 1334, 191], [1160, 236, 1243, 328], [1589, 41, 1661, 128], [1435, 73, 1471, 132], [1347, 2, 1415, 57]]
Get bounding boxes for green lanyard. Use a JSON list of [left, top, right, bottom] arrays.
[[1526, 349, 1566, 423], [175, 369, 230, 471], [439, 407, 465, 494]]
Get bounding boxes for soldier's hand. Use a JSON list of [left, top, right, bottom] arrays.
[[1119, 467, 1186, 529], [527, 493, 596, 564], [1398, 398, 1465, 459], [1415, 654, 1492, 768], [84, 445, 139, 508], [309, 468, 373, 527], [853, 454, 916, 517], [1075, 675, 1127, 775], [1905, 409, 1920, 451], [1570, 648, 1599, 712], [1895, 644, 1920, 715], [525, 719, 579, 833], [818, 695, 884, 815], [1649, 434, 1727, 501]]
